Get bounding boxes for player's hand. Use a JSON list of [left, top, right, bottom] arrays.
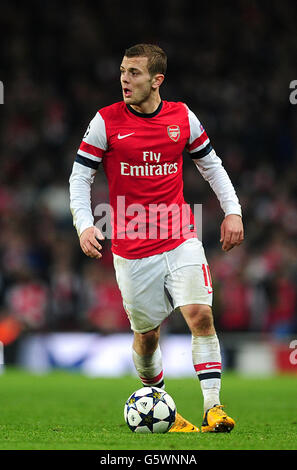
[[220, 214, 244, 252], [79, 226, 104, 259]]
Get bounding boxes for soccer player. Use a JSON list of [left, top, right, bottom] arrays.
[[69, 44, 244, 432]]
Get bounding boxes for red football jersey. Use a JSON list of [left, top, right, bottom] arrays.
[[76, 100, 212, 259]]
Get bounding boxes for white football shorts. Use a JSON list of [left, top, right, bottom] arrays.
[[113, 238, 213, 333]]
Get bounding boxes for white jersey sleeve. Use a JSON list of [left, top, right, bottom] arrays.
[[75, 112, 108, 169], [185, 106, 213, 159], [69, 112, 107, 237], [194, 149, 242, 217], [185, 106, 242, 217]]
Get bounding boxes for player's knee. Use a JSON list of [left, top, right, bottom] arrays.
[[134, 327, 160, 355], [185, 305, 213, 334], [197, 307, 213, 332]]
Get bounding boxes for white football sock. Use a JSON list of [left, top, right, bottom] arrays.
[[132, 344, 165, 389], [192, 334, 221, 412]]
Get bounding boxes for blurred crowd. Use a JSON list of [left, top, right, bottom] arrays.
[[0, 0, 296, 347]]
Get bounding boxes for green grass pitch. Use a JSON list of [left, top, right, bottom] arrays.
[[0, 368, 296, 450]]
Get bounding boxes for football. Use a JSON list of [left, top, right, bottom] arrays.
[[124, 386, 176, 433]]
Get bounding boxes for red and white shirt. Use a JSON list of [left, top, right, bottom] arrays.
[[69, 100, 241, 259]]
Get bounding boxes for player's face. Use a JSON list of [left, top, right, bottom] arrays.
[[120, 56, 154, 105]]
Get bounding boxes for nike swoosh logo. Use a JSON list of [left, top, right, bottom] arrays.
[[205, 363, 221, 368], [118, 132, 135, 140]]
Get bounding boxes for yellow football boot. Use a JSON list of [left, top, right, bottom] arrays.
[[169, 412, 200, 432], [201, 405, 235, 433]]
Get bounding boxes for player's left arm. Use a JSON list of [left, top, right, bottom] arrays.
[[219, 214, 244, 252], [193, 150, 244, 252], [185, 106, 244, 252]]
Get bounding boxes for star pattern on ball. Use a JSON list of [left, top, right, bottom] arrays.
[[125, 387, 176, 433], [162, 405, 176, 424], [138, 409, 163, 433]]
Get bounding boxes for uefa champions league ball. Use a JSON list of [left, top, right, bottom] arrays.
[[124, 386, 176, 433]]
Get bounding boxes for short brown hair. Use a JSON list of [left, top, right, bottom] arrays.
[[124, 43, 167, 76]]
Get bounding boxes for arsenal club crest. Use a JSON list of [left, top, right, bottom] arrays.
[[167, 125, 180, 142]]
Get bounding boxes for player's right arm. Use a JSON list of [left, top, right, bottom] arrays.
[[69, 112, 107, 259]]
